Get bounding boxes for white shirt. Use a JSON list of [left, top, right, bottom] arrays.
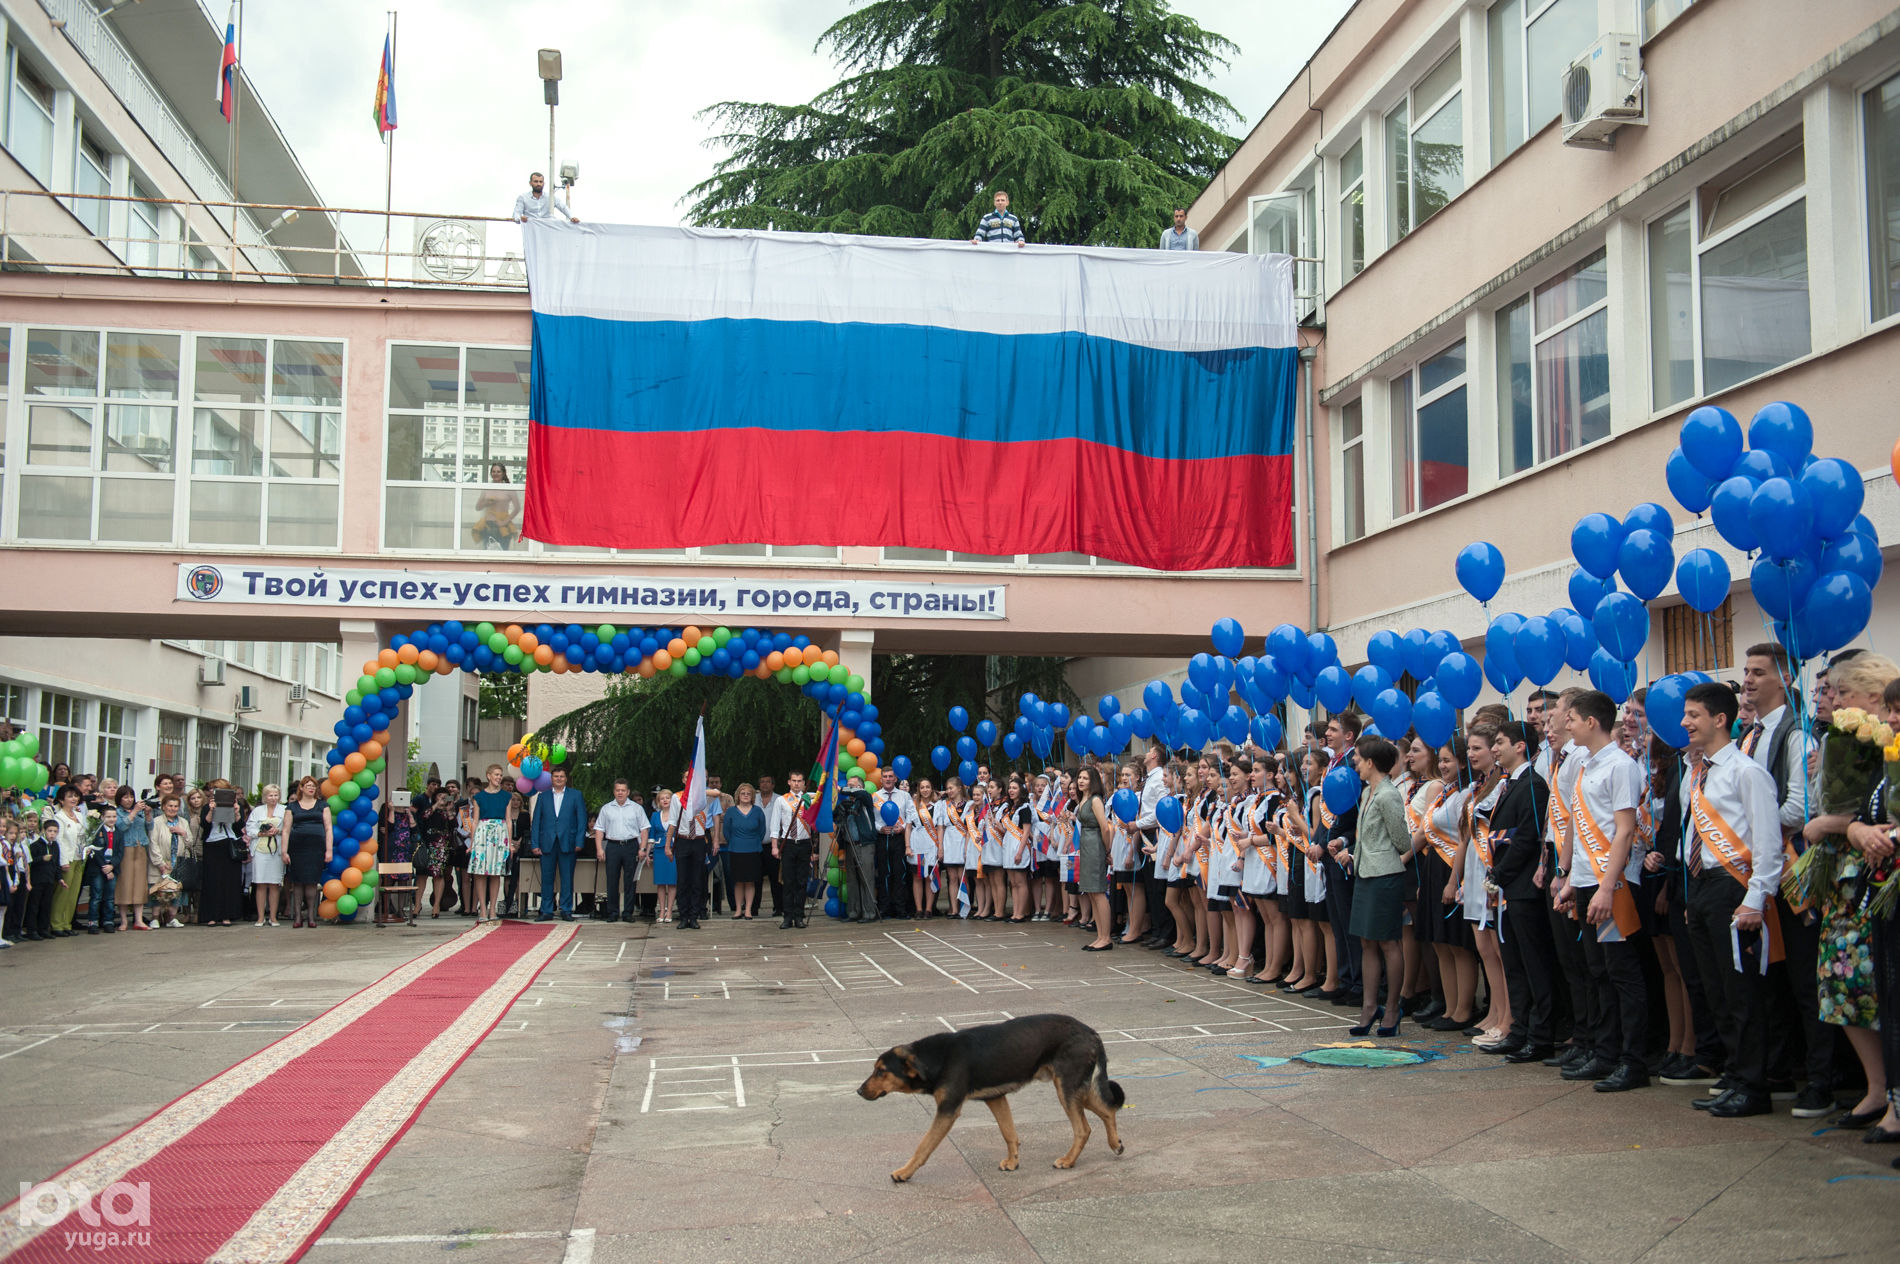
[[1679, 742, 1786, 911], [1567, 743, 1644, 887], [770, 794, 810, 842], [1746, 705, 1786, 770], [873, 786, 913, 836], [512, 189, 570, 220], [1546, 742, 1584, 844], [595, 799, 649, 842], [550, 788, 567, 819], [1134, 765, 1166, 829]]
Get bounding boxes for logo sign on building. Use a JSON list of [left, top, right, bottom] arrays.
[[413, 218, 487, 283], [177, 564, 1007, 621]]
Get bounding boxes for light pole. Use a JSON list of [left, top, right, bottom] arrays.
[[537, 49, 561, 199]]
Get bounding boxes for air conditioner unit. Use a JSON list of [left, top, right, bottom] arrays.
[[288, 682, 308, 703], [199, 655, 226, 686], [236, 686, 260, 713], [1562, 33, 1646, 149]]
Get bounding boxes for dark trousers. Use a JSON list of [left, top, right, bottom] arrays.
[[88, 865, 116, 927], [1579, 914, 1649, 1069], [874, 833, 905, 916], [847, 841, 878, 920], [1548, 892, 1592, 1047], [1667, 879, 1728, 1068], [780, 839, 813, 923], [1142, 830, 1173, 941], [25, 877, 57, 936], [673, 837, 709, 923], [601, 840, 639, 920], [2, 889, 20, 939], [1684, 871, 1769, 1090], [1768, 899, 1836, 1088], [1502, 895, 1559, 1046], [1323, 854, 1361, 992], [765, 837, 786, 913], [539, 847, 578, 916]]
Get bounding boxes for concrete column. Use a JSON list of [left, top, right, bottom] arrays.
[[836, 629, 875, 697], [1803, 80, 1866, 354], [1461, 1, 1493, 186], [1603, 213, 1648, 433]]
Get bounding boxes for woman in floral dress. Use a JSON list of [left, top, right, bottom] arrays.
[[415, 788, 456, 918]]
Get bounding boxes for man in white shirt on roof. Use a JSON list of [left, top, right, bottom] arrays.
[[512, 171, 578, 223]]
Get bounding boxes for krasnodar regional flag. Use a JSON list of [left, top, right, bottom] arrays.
[[682, 713, 708, 834], [372, 33, 398, 136], [519, 224, 1299, 571], [215, 5, 238, 122]]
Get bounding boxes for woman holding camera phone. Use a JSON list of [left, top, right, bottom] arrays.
[[198, 780, 247, 926]]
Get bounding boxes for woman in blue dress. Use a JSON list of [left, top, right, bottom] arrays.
[[650, 788, 677, 923]]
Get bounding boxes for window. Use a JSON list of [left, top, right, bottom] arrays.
[[1338, 399, 1365, 542], [158, 712, 188, 780], [1642, 0, 1697, 39], [1249, 184, 1319, 317], [192, 335, 343, 547], [0, 682, 28, 728], [462, 695, 480, 744], [1662, 597, 1731, 674], [261, 731, 284, 790], [1647, 138, 1809, 405], [384, 344, 534, 551], [1392, 341, 1469, 516], [1867, 71, 1900, 322], [1386, 49, 1464, 244], [96, 703, 132, 783], [38, 690, 88, 770], [1488, 0, 1597, 164], [7, 52, 56, 187], [194, 721, 225, 786], [127, 183, 163, 273], [231, 727, 257, 793], [73, 131, 110, 238], [1339, 142, 1365, 279], [1498, 248, 1609, 474]]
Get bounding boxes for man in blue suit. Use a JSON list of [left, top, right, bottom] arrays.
[[531, 767, 587, 922]]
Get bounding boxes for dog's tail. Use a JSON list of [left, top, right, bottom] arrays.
[[1094, 1047, 1126, 1109]]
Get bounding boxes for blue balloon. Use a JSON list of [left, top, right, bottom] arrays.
[[1351, 665, 1392, 712], [1618, 527, 1675, 602], [1251, 659, 1288, 703], [1425, 630, 1460, 671], [1436, 652, 1483, 708], [1287, 675, 1316, 710], [947, 706, 969, 733], [1623, 502, 1674, 537], [1513, 615, 1565, 686], [1593, 592, 1649, 661], [1030, 726, 1054, 760], [1681, 405, 1744, 481], [1567, 570, 1613, 619], [879, 800, 900, 826], [1219, 705, 1250, 746], [1647, 674, 1691, 748], [1111, 787, 1141, 824], [1370, 688, 1412, 739], [1803, 571, 1873, 651], [1267, 624, 1309, 674], [958, 759, 979, 787], [1821, 531, 1883, 589], [1143, 680, 1173, 715], [1098, 693, 1121, 721], [1731, 448, 1791, 484], [1106, 713, 1131, 750], [1322, 765, 1363, 814], [1187, 653, 1218, 696], [1128, 707, 1155, 741], [1588, 648, 1635, 704], [1802, 457, 1865, 540], [1561, 614, 1596, 671], [1710, 475, 1761, 552], [1365, 630, 1405, 679], [1155, 795, 1185, 834], [1412, 691, 1456, 749], [1665, 446, 1716, 514], [1252, 714, 1284, 752], [1002, 733, 1024, 760], [1570, 513, 1625, 579], [1747, 477, 1813, 559], [1748, 401, 1813, 470], [1012, 715, 1031, 739], [1210, 617, 1245, 659], [1485, 614, 1522, 675], [975, 719, 999, 747], [1306, 633, 1339, 673], [1455, 541, 1506, 603], [955, 735, 978, 761], [930, 745, 952, 772], [1751, 554, 1818, 621], [1314, 665, 1353, 713], [1482, 650, 1520, 695], [1048, 702, 1070, 729], [1399, 628, 1434, 682], [1019, 691, 1040, 717], [1178, 707, 1211, 751], [1675, 548, 1731, 614], [891, 755, 913, 782]]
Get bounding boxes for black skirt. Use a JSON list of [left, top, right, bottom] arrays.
[[199, 840, 245, 922], [726, 851, 763, 885], [1349, 871, 1405, 942], [1419, 850, 1476, 950]]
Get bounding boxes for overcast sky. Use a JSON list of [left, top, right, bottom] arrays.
[[235, 0, 1352, 247]]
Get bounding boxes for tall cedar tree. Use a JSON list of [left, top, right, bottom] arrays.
[[687, 0, 1240, 247]]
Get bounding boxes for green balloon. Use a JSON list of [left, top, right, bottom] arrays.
[[683, 647, 701, 667], [17, 733, 38, 758], [357, 674, 379, 695], [837, 754, 853, 774], [668, 659, 689, 677], [846, 766, 865, 782], [474, 622, 496, 640], [327, 794, 345, 812], [502, 645, 524, 665], [358, 867, 379, 888], [597, 624, 617, 642], [28, 763, 47, 791], [828, 664, 849, 685], [344, 689, 363, 706], [712, 626, 731, 647], [696, 635, 716, 655], [1, 756, 19, 786], [550, 744, 567, 764], [846, 674, 865, 695], [375, 667, 397, 688], [338, 781, 361, 802], [353, 769, 375, 788], [368, 757, 387, 774], [774, 668, 793, 684], [335, 892, 358, 916], [486, 632, 507, 653], [791, 665, 810, 685], [394, 663, 418, 683]]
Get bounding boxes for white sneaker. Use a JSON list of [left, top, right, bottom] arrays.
[[165, 919, 184, 928], [0, 938, 11, 948]]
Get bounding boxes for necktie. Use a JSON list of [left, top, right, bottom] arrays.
[[1740, 721, 1764, 758], [1688, 760, 1707, 875]]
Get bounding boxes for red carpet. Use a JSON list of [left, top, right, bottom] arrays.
[[0, 920, 574, 1264]]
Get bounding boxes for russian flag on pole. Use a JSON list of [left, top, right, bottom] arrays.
[[214, 4, 238, 122], [521, 224, 1298, 572]]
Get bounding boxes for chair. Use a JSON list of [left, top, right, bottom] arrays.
[[375, 862, 418, 926]]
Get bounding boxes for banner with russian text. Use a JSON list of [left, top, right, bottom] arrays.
[[521, 223, 1298, 571]]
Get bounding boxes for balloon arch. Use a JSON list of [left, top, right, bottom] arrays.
[[313, 619, 880, 921]]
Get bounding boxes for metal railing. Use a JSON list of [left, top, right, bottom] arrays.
[[1, 186, 532, 288]]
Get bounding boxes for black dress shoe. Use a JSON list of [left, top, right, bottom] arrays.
[[535, 914, 553, 922], [1561, 1056, 1615, 1082], [1505, 1043, 1556, 1064], [1693, 1089, 1736, 1111], [779, 920, 794, 930], [1480, 1039, 1525, 1057], [1830, 1105, 1885, 1130], [1660, 1059, 1721, 1087], [1861, 1125, 1900, 1144], [1594, 1063, 1649, 1093], [1710, 1090, 1773, 1118], [1424, 1015, 1467, 1032], [1342, 992, 1365, 1008]]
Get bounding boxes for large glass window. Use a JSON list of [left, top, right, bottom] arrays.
[[1339, 141, 1365, 279], [194, 721, 224, 787], [1497, 249, 1609, 473], [1338, 399, 1365, 543], [1394, 341, 1469, 516], [127, 183, 163, 273], [1489, 0, 1597, 164], [1646, 138, 1809, 404], [1250, 184, 1318, 319], [385, 343, 529, 552], [158, 712, 188, 780], [231, 727, 257, 794], [191, 335, 343, 547], [96, 703, 132, 784], [73, 132, 110, 238], [38, 690, 88, 771], [7, 52, 56, 187], [1642, 0, 1697, 39], [261, 731, 284, 791], [1387, 49, 1464, 245], [1866, 71, 1900, 322]]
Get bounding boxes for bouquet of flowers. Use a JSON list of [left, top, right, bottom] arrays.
[[1864, 741, 1900, 920], [1785, 708, 1892, 907]]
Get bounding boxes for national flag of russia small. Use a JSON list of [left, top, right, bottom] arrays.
[[214, 5, 238, 122]]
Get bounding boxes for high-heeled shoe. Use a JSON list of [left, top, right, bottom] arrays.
[[1347, 1022, 1375, 1037], [1224, 956, 1254, 978], [1376, 1016, 1402, 1039]]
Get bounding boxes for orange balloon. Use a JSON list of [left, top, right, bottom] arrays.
[[396, 644, 420, 665], [653, 649, 673, 670], [378, 648, 400, 668], [320, 780, 338, 799], [437, 658, 455, 675], [667, 638, 687, 658], [682, 625, 702, 645], [766, 651, 785, 671], [1892, 436, 1900, 488], [360, 740, 384, 762], [417, 650, 438, 672], [504, 624, 523, 642], [372, 729, 390, 745], [755, 663, 772, 679], [846, 738, 866, 757], [339, 867, 363, 890], [359, 839, 379, 856], [821, 650, 840, 667], [534, 645, 554, 666], [343, 752, 367, 775], [520, 632, 540, 654], [553, 657, 570, 674], [507, 743, 524, 762], [637, 661, 657, 678], [352, 852, 375, 872], [322, 878, 345, 901], [858, 751, 879, 771], [318, 899, 339, 919], [362, 659, 381, 677]]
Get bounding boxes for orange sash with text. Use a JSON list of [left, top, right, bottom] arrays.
[[1569, 782, 1641, 938], [1688, 775, 1786, 963]]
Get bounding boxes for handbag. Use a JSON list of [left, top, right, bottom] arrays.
[[174, 855, 202, 892]]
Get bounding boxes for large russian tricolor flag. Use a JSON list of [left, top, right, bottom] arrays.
[[521, 224, 1297, 571]]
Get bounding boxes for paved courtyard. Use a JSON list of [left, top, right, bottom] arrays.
[[3, 916, 1896, 1263]]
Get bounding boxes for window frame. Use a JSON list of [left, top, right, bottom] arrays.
[[1497, 246, 1611, 472], [6, 47, 57, 187], [1385, 48, 1465, 246], [1861, 65, 1900, 327], [1247, 179, 1320, 319], [1489, 0, 1598, 164], [1391, 339, 1471, 522], [1337, 397, 1366, 544], [1339, 140, 1366, 280]]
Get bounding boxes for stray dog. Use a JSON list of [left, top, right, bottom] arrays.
[[858, 1013, 1126, 1182]]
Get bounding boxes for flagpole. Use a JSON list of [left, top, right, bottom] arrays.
[[227, 0, 243, 277], [383, 9, 396, 287]]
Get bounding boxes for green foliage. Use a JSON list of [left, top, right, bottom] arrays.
[[688, 0, 1240, 248], [479, 672, 527, 720], [404, 738, 427, 795]]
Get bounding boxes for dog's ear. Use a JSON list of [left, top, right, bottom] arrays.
[[892, 1045, 925, 1082]]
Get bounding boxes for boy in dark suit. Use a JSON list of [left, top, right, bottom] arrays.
[[1488, 720, 1558, 1062]]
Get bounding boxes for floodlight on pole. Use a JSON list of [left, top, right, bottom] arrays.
[[538, 49, 563, 199]]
